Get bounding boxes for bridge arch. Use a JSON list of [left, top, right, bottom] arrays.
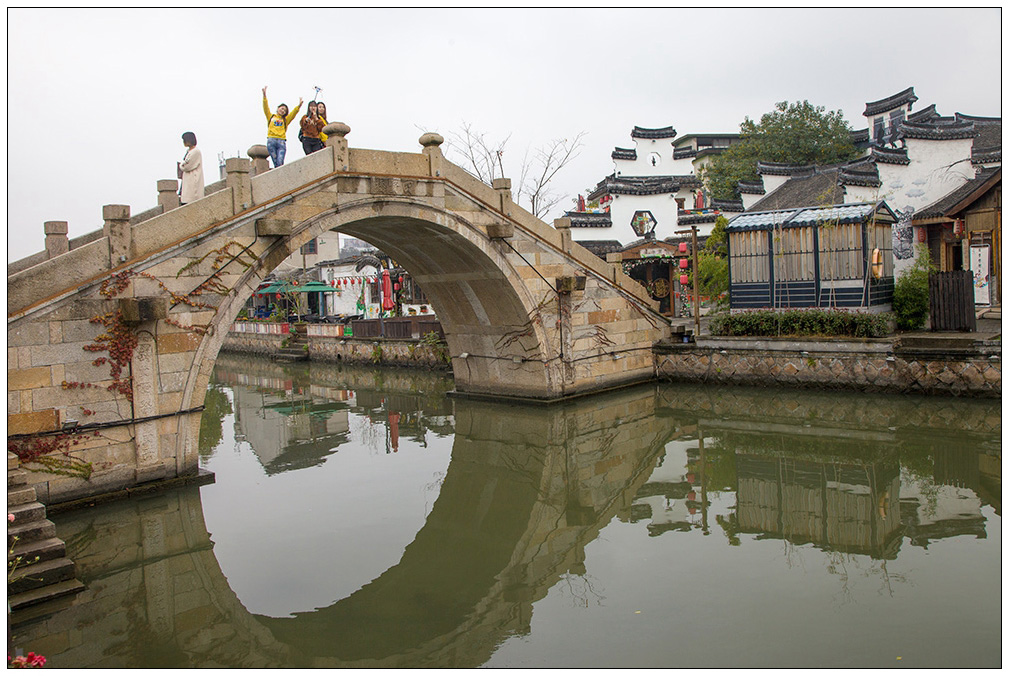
[[201, 198, 562, 413]]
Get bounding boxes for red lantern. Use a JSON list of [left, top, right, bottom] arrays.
[[680, 274, 689, 285], [275, 293, 281, 300], [398, 275, 404, 285], [954, 219, 965, 237], [678, 242, 688, 253], [918, 226, 927, 243], [679, 258, 689, 269]]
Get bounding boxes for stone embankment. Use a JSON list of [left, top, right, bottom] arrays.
[[225, 322, 1000, 397], [222, 321, 451, 370], [656, 333, 1000, 398]]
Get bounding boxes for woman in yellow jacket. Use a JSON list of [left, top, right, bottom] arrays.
[[262, 86, 302, 168]]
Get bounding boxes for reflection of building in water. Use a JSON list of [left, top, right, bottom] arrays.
[[230, 383, 350, 474], [896, 437, 997, 548], [628, 442, 697, 535], [627, 420, 999, 562], [931, 444, 1001, 516], [734, 455, 903, 559], [899, 483, 986, 548]]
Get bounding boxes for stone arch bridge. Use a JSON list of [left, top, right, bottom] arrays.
[[8, 127, 670, 503]]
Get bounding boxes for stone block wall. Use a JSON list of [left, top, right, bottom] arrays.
[[656, 338, 1001, 397], [220, 331, 288, 356]]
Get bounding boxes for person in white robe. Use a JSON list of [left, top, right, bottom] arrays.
[[178, 132, 205, 205]]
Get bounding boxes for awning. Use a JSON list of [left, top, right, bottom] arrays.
[[257, 280, 334, 294]]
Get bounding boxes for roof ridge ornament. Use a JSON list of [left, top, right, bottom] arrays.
[[864, 87, 918, 117]]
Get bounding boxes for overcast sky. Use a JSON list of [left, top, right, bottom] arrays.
[[6, 7, 1002, 263]]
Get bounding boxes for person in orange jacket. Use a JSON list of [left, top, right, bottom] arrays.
[[300, 101, 326, 155], [262, 86, 302, 167]]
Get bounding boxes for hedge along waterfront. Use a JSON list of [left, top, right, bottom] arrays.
[[709, 309, 892, 338]]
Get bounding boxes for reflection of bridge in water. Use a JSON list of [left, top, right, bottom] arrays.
[[13, 364, 1000, 667]]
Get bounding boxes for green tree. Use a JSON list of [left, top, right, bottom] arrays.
[[893, 245, 935, 331], [689, 216, 730, 306], [704, 100, 860, 200]]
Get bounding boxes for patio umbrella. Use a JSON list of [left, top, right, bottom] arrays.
[[290, 281, 335, 293], [381, 270, 394, 312]]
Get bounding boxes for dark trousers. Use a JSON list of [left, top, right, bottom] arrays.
[[302, 137, 325, 155]]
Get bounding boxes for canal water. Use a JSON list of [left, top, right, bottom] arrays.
[[12, 353, 1001, 668]]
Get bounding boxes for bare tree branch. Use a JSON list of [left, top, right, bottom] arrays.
[[441, 122, 586, 220]]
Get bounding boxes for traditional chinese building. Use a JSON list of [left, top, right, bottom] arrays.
[[729, 87, 1001, 285]]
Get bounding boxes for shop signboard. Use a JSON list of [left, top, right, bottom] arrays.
[[970, 245, 990, 305]]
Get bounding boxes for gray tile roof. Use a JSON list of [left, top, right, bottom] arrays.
[[673, 147, 698, 159], [838, 162, 882, 188], [631, 126, 677, 139], [587, 173, 699, 199], [871, 146, 910, 165], [864, 87, 918, 117], [564, 211, 613, 228], [677, 211, 722, 225], [576, 239, 623, 258], [747, 166, 845, 212], [612, 147, 637, 161], [971, 146, 1001, 164], [958, 113, 1002, 161], [737, 181, 766, 195], [907, 104, 939, 123], [756, 161, 815, 177], [899, 120, 978, 141], [712, 198, 744, 212]]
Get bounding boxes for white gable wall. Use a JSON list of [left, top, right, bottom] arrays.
[[610, 192, 680, 243], [877, 138, 975, 215]]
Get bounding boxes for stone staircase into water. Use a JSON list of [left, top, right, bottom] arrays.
[[7, 452, 84, 611], [271, 325, 310, 362]]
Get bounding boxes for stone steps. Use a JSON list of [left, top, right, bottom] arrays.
[[7, 579, 86, 615], [7, 556, 78, 595], [7, 452, 84, 612], [272, 346, 309, 362]]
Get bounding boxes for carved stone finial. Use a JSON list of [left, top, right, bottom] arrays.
[[247, 145, 269, 159], [419, 132, 444, 149], [323, 122, 351, 138]]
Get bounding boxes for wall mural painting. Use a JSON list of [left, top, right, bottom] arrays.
[[893, 206, 916, 260]]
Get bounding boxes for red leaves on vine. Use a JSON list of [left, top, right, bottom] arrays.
[[8, 431, 98, 465]]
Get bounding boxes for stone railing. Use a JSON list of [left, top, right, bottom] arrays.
[[9, 122, 658, 321], [230, 321, 290, 335], [307, 323, 349, 338]]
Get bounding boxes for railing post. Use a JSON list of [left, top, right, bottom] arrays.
[[493, 178, 513, 217], [247, 145, 270, 176], [103, 205, 131, 265], [554, 217, 572, 252], [225, 157, 252, 212], [606, 253, 623, 283], [419, 132, 444, 178], [157, 179, 180, 212], [44, 221, 69, 259], [323, 122, 351, 171]]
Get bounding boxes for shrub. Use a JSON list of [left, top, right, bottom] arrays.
[[892, 245, 934, 331], [709, 308, 891, 338]]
